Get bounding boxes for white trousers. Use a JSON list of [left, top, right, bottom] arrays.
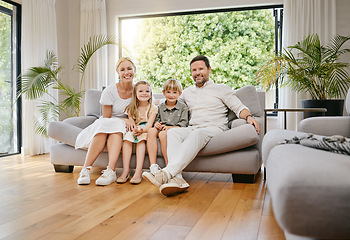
[[163, 126, 224, 177]]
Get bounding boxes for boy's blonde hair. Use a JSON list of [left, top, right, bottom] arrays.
[[126, 80, 153, 123], [163, 79, 182, 92]]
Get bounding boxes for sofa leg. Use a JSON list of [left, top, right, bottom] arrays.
[[53, 164, 74, 173], [231, 173, 256, 183], [263, 167, 266, 181]]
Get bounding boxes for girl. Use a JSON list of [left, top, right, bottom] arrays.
[[117, 81, 158, 184]]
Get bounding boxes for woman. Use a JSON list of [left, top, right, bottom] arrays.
[[75, 57, 136, 186]]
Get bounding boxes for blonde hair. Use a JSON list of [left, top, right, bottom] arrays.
[[163, 78, 183, 92], [126, 80, 153, 123], [116, 57, 136, 72]]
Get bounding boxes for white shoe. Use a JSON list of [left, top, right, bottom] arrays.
[[150, 164, 161, 174], [142, 169, 169, 188], [159, 177, 190, 196], [77, 167, 91, 185], [95, 166, 116, 186]]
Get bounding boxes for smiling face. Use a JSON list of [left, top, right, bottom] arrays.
[[117, 60, 135, 83], [163, 89, 181, 104], [190, 60, 211, 88], [135, 83, 151, 103]]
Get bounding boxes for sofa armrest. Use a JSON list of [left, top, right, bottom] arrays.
[[298, 116, 350, 138], [198, 124, 260, 156], [63, 116, 97, 129], [48, 121, 84, 147]]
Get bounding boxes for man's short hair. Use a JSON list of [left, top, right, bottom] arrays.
[[163, 79, 183, 92], [190, 55, 210, 69]]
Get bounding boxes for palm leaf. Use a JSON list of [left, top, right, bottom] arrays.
[[34, 100, 60, 137], [17, 51, 60, 100], [75, 35, 118, 90]]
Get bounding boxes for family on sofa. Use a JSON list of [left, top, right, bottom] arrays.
[[49, 55, 261, 197]]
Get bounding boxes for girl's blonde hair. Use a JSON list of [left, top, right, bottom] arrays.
[[163, 78, 183, 92], [126, 80, 153, 123], [116, 57, 136, 72]]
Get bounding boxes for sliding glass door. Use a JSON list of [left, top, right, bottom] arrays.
[[0, 0, 21, 156]]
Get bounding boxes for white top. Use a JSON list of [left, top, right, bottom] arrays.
[[180, 80, 248, 130], [100, 84, 131, 118]]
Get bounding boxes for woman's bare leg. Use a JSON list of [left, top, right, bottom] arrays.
[[106, 132, 123, 170], [83, 133, 108, 168]]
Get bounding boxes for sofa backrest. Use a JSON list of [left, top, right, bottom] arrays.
[[84, 85, 265, 121], [85, 89, 102, 118]]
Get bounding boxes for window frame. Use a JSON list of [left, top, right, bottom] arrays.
[[118, 4, 283, 110], [0, 0, 21, 157]]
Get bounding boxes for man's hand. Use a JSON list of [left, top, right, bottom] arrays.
[[246, 116, 260, 135]]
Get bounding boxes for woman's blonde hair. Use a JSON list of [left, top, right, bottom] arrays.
[[126, 80, 153, 123], [163, 78, 183, 92], [116, 57, 136, 72]]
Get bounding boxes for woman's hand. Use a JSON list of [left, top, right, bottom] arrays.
[[124, 118, 136, 132]]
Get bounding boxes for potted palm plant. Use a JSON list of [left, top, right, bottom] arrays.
[[256, 33, 350, 117], [17, 35, 118, 136]]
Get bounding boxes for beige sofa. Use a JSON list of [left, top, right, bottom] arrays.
[[48, 85, 264, 183]]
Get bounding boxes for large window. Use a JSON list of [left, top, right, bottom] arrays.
[[0, 0, 21, 156], [120, 5, 283, 108]]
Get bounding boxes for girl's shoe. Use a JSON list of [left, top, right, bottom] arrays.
[[77, 167, 91, 185], [95, 166, 116, 186], [117, 174, 130, 184], [130, 176, 142, 185]]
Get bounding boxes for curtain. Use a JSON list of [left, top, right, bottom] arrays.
[[80, 0, 108, 91], [21, 0, 58, 156], [279, 0, 336, 130]]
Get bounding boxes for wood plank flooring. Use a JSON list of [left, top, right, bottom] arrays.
[[0, 154, 286, 240]]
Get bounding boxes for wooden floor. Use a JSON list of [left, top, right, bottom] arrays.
[[0, 154, 286, 240]]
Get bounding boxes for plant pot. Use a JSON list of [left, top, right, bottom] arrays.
[[301, 99, 344, 118]]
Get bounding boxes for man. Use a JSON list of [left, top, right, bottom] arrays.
[[142, 55, 260, 196]]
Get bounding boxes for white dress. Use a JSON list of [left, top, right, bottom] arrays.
[[75, 84, 131, 150]]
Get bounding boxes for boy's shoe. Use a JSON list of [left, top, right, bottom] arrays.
[[150, 163, 161, 174], [77, 167, 91, 185], [159, 177, 190, 197], [142, 170, 169, 188], [95, 166, 116, 186]]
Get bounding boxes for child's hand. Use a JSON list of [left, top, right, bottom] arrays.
[[154, 122, 163, 130], [133, 127, 143, 136]]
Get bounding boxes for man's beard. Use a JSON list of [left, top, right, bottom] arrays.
[[194, 76, 208, 87]]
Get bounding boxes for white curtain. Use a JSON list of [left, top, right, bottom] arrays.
[[279, 0, 336, 130], [21, 0, 58, 156], [80, 0, 108, 91]]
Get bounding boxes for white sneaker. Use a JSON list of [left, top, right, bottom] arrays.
[[95, 166, 116, 186], [159, 177, 190, 196], [142, 169, 169, 188], [77, 167, 91, 185], [150, 164, 161, 174]]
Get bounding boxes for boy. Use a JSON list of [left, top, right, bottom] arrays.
[[147, 79, 189, 174]]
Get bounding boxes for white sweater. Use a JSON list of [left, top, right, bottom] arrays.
[[180, 80, 248, 130]]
